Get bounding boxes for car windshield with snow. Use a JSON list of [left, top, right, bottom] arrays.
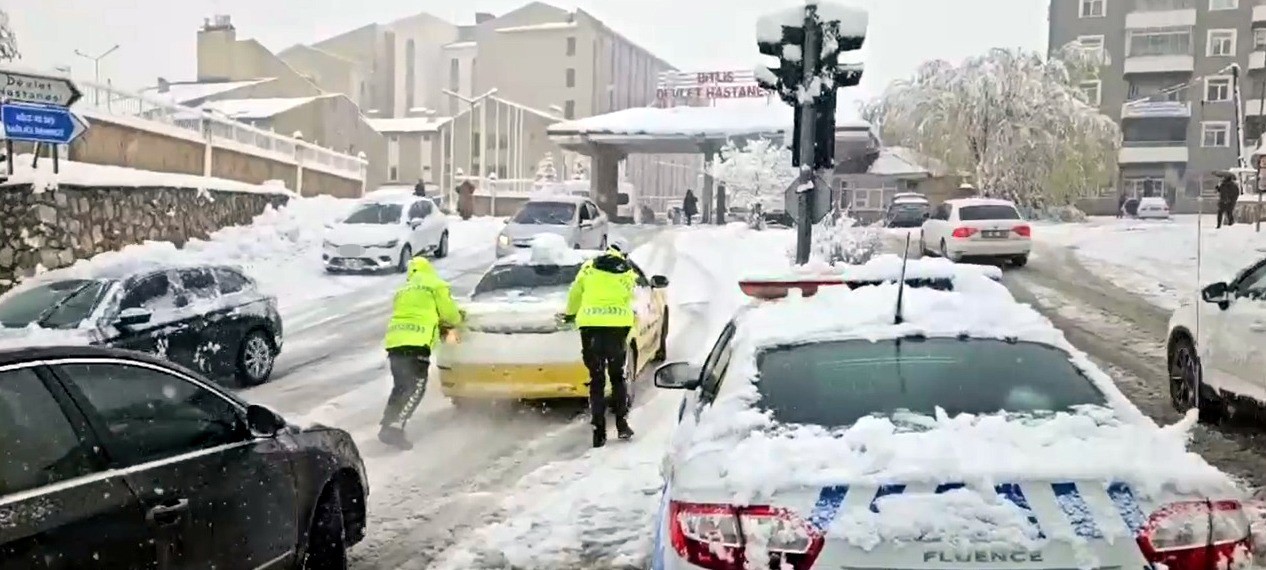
[[343, 202, 403, 224], [0, 264, 284, 386], [649, 278, 1250, 570]]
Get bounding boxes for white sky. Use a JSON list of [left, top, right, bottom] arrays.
[[8, 0, 1048, 104]]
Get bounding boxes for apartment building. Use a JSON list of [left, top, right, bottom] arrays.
[[1049, 0, 1265, 209]]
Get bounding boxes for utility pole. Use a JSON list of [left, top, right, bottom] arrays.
[[1231, 64, 1247, 170], [74, 44, 120, 104], [756, 2, 868, 264]]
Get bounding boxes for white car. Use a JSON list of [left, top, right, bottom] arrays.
[[1166, 255, 1266, 423], [496, 196, 609, 258], [921, 197, 1031, 266], [1136, 196, 1171, 219], [322, 195, 449, 273], [649, 273, 1252, 570]]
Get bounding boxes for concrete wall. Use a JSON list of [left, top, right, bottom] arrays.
[[0, 184, 289, 291], [279, 45, 366, 107], [383, 130, 441, 186], [311, 25, 397, 116]]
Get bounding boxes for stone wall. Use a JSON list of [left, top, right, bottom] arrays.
[[0, 184, 288, 291]]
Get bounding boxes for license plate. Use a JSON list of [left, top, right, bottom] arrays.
[[982, 230, 1008, 239], [339, 245, 365, 257]]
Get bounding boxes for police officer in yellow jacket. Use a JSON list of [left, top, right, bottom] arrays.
[[562, 237, 638, 447], [380, 257, 464, 449]]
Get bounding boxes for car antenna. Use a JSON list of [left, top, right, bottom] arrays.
[[894, 233, 912, 325]]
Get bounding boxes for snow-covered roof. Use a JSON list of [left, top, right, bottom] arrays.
[[868, 146, 948, 177], [548, 104, 873, 140], [141, 78, 274, 105], [202, 95, 334, 120], [443, 41, 478, 49], [1, 153, 294, 196], [496, 21, 578, 33], [367, 116, 452, 133]]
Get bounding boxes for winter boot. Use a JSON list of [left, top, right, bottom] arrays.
[[378, 425, 413, 450], [616, 418, 635, 441], [592, 427, 607, 448]]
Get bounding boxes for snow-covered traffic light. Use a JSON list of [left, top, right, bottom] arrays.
[[755, 23, 805, 108]]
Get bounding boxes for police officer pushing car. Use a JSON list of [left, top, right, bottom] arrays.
[[559, 238, 638, 447], [379, 256, 464, 449]]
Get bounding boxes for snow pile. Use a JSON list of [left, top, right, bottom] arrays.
[[2, 154, 294, 195], [811, 214, 884, 265], [667, 283, 1237, 509]]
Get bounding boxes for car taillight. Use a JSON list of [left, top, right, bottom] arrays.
[[1137, 500, 1252, 570], [669, 501, 824, 570], [951, 227, 978, 238], [1013, 224, 1031, 237]]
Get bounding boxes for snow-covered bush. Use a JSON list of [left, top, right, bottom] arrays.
[[570, 156, 590, 180], [0, 10, 18, 61], [804, 212, 883, 265], [534, 152, 559, 185], [707, 138, 797, 208], [861, 45, 1119, 211]]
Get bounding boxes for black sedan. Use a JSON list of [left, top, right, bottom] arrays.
[[0, 263, 283, 386], [0, 345, 368, 569]]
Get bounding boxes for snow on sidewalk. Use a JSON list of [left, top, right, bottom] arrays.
[[430, 225, 797, 569], [1036, 215, 1266, 310]]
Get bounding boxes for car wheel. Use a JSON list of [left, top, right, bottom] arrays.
[[1169, 336, 1222, 424], [302, 484, 348, 570], [654, 310, 669, 361], [397, 245, 413, 272], [1012, 255, 1028, 268], [236, 329, 275, 387], [435, 231, 449, 259]]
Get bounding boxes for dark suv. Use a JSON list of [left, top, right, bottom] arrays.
[[0, 345, 368, 569], [0, 263, 283, 386]]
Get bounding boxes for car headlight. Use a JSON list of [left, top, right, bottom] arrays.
[[370, 240, 400, 249], [498, 234, 510, 246]]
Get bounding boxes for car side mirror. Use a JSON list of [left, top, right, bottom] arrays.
[[246, 404, 286, 437], [408, 219, 422, 228], [1202, 282, 1232, 308], [651, 275, 669, 288], [654, 361, 700, 390], [115, 307, 152, 327]]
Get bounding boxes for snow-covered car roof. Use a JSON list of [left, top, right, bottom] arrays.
[[523, 194, 589, 205], [945, 197, 1017, 207], [890, 197, 929, 205], [746, 255, 1003, 285], [359, 193, 431, 206]]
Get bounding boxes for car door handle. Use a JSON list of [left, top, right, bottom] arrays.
[[147, 499, 189, 526]]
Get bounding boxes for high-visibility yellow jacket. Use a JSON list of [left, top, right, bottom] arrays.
[[384, 257, 464, 350], [565, 250, 638, 328]]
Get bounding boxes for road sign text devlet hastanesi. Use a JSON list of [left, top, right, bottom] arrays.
[[656, 71, 771, 100]]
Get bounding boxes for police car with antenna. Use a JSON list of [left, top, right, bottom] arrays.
[[648, 237, 1254, 570]]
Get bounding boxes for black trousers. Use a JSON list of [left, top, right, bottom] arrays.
[[580, 326, 632, 430], [381, 346, 431, 428], [1217, 202, 1235, 228]]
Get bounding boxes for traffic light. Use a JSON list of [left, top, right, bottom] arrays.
[[755, 21, 805, 108], [811, 19, 866, 170]]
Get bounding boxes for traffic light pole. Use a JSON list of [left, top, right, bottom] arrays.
[[794, 9, 820, 265]]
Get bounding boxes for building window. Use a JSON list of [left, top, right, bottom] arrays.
[[1255, 28, 1266, 50], [449, 58, 460, 90], [1209, 0, 1238, 9], [1202, 121, 1231, 147], [1205, 76, 1232, 102], [1207, 30, 1236, 57], [390, 166, 399, 180], [853, 188, 884, 210], [1123, 177, 1165, 199], [564, 100, 575, 119], [1077, 35, 1106, 59], [566, 36, 576, 56], [405, 39, 416, 111], [1127, 28, 1192, 57], [566, 68, 576, 88], [1080, 0, 1105, 18], [1079, 80, 1102, 106]]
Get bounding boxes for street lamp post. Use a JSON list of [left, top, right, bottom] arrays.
[[74, 44, 120, 105]]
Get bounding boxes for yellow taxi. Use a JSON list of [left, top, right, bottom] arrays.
[[436, 240, 669, 404]]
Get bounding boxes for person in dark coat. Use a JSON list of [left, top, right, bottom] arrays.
[[456, 181, 476, 220], [682, 189, 699, 226], [1217, 174, 1240, 229], [1117, 193, 1127, 219], [414, 179, 427, 197]]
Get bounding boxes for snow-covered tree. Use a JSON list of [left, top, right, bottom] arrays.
[[707, 138, 797, 208], [534, 152, 559, 184], [860, 45, 1119, 211], [0, 10, 18, 61], [570, 156, 590, 180]]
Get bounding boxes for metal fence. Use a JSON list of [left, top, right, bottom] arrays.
[[74, 80, 367, 181]]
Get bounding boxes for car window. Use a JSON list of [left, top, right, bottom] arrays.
[[754, 338, 1108, 428], [0, 279, 107, 329], [699, 322, 738, 399], [0, 368, 98, 495], [177, 268, 219, 302], [958, 205, 1021, 221], [215, 268, 252, 295], [344, 203, 404, 224], [57, 363, 248, 466], [588, 203, 602, 220], [473, 263, 585, 296], [119, 272, 177, 313], [578, 204, 593, 221], [416, 200, 434, 217], [1234, 262, 1266, 299], [513, 202, 577, 225]]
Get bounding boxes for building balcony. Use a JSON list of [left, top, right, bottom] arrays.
[[1251, 51, 1265, 71], [1125, 9, 1196, 29], [1123, 55, 1195, 74], [1119, 141, 1189, 164], [1121, 100, 1191, 119], [1255, 2, 1266, 22]]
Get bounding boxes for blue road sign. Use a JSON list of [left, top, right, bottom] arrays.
[[0, 102, 89, 145]]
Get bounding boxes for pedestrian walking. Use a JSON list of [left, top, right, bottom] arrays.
[[379, 257, 464, 449], [1217, 174, 1240, 229], [413, 179, 427, 197], [559, 237, 638, 448], [683, 189, 699, 226], [1117, 193, 1126, 219]]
